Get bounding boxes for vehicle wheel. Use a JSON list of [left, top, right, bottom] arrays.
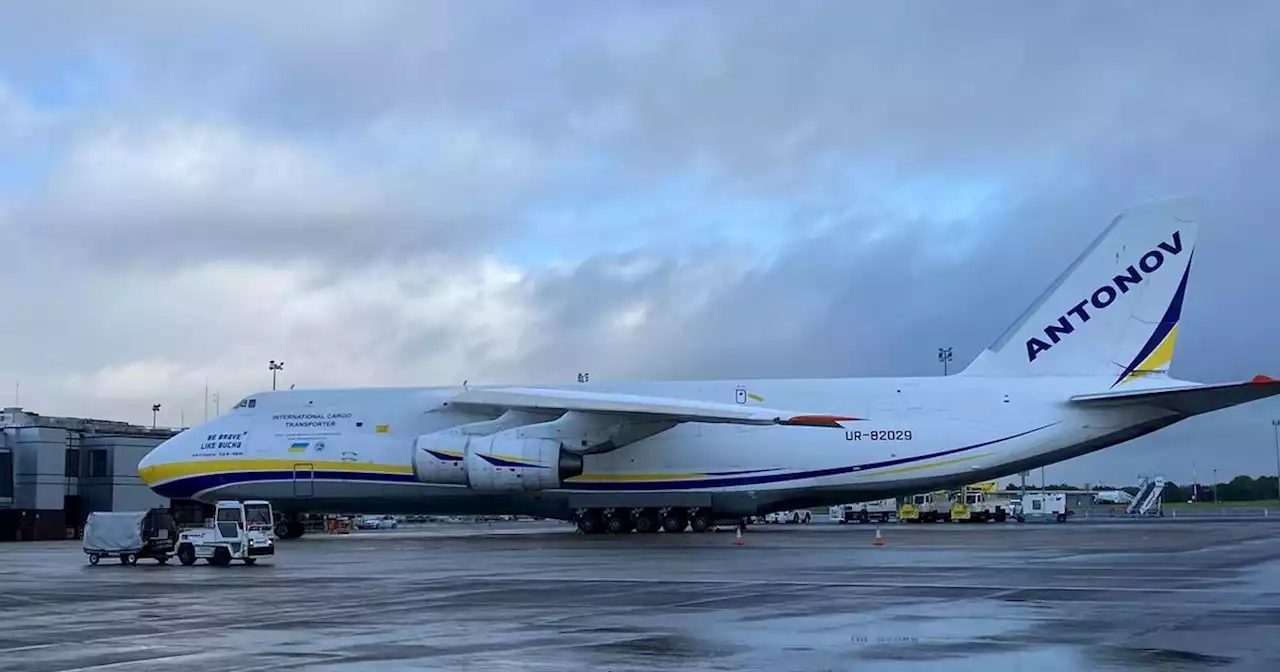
[[274, 521, 291, 539], [632, 512, 655, 532], [243, 558, 257, 566], [88, 554, 99, 566], [1056, 513, 1066, 523], [661, 510, 688, 533], [690, 510, 713, 533], [576, 510, 603, 534], [119, 553, 134, 565], [157, 555, 169, 565], [212, 547, 231, 566], [177, 544, 196, 566], [605, 514, 629, 534]]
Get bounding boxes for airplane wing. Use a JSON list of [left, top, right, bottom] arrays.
[[446, 386, 860, 428], [1068, 375, 1280, 415]]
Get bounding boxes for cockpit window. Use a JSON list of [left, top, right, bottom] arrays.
[[232, 398, 258, 410]]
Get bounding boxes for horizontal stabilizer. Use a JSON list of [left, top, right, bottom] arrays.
[[448, 386, 860, 428], [1068, 376, 1280, 415]]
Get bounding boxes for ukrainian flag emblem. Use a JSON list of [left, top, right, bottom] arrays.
[[289, 441, 308, 453]]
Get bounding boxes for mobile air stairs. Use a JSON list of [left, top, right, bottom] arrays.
[[1125, 476, 1166, 517]]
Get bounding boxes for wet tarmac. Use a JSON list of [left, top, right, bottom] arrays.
[[1, 519, 1279, 671]]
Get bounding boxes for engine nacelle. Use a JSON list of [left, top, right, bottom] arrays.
[[412, 429, 471, 486], [466, 433, 583, 492], [413, 428, 585, 491]]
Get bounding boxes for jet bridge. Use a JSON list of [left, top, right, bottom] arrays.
[[1125, 476, 1166, 516]]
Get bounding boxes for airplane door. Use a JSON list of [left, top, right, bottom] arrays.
[[293, 463, 314, 498]]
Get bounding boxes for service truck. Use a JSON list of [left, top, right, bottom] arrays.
[[899, 491, 952, 523], [950, 484, 1014, 523], [175, 499, 277, 566], [829, 498, 898, 524], [1011, 493, 1072, 523]]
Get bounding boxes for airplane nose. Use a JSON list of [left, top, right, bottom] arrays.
[[138, 437, 173, 488]]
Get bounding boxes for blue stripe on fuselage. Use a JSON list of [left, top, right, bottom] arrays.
[[149, 423, 1057, 499], [562, 421, 1058, 491]]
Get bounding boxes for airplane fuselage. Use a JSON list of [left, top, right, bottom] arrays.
[[139, 375, 1185, 520]]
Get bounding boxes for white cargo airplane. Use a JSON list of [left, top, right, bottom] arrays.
[[139, 198, 1280, 539]]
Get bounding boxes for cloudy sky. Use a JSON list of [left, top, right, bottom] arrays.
[[2, 1, 1278, 487]]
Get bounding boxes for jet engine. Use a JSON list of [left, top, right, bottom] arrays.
[[412, 429, 471, 486], [413, 427, 584, 492], [465, 433, 583, 492]]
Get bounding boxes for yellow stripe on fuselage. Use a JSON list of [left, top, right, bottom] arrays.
[[860, 453, 993, 478], [139, 459, 413, 486]]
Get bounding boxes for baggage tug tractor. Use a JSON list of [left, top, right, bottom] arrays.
[[175, 500, 276, 566]]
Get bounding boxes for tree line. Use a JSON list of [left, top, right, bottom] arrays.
[[1003, 475, 1280, 502]]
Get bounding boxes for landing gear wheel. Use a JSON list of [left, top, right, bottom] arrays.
[[274, 521, 291, 539], [576, 510, 604, 534], [661, 510, 688, 533], [690, 510, 714, 533], [177, 544, 196, 566], [606, 514, 632, 534], [634, 510, 660, 534]]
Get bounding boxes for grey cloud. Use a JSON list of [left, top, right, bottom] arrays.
[[2, 2, 1280, 486]]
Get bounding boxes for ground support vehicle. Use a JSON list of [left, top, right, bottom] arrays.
[[1012, 493, 1073, 523], [175, 500, 276, 566], [765, 509, 813, 524], [830, 499, 898, 524], [950, 488, 1013, 523], [899, 491, 952, 523], [83, 508, 179, 566]]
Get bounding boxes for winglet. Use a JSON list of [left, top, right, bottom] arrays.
[[776, 415, 865, 428]]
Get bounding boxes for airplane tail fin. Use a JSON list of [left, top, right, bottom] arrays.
[[960, 197, 1198, 387]]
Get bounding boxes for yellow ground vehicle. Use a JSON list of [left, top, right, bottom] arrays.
[[899, 491, 951, 523], [949, 482, 1013, 523]]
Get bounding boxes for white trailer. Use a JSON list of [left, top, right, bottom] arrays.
[[175, 500, 277, 566], [830, 499, 898, 524], [765, 509, 813, 524]]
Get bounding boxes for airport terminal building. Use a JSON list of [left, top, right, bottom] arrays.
[[0, 406, 183, 541]]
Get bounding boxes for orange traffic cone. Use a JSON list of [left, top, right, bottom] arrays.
[[873, 527, 884, 546], [734, 527, 745, 546]]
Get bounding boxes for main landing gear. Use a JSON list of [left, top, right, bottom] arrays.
[[574, 507, 718, 534], [273, 516, 306, 540]]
